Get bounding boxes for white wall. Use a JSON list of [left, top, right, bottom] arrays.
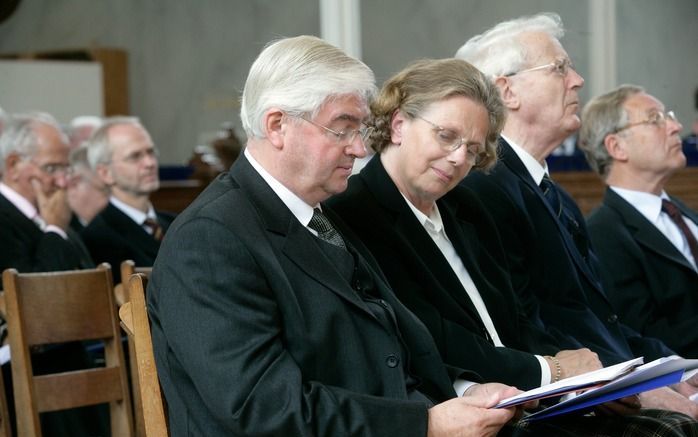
[[0, 0, 695, 164], [0, 59, 103, 123]]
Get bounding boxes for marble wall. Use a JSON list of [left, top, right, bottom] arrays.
[[0, 0, 695, 164]]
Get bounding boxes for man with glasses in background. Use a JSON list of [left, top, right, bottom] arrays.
[[0, 111, 104, 437], [579, 85, 698, 359], [458, 12, 698, 419], [82, 117, 174, 283], [0, 111, 93, 272]]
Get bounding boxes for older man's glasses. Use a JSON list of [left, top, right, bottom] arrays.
[[505, 58, 574, 77], [298, 116, 373, 145], [614, 110, 679, 133], [416, 116, 485, 165], [28, 159, 73, 177]]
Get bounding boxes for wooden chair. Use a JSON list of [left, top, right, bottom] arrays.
[[119, 274, 168, 437], [114, 260, 153, 307], [116, 260, 153, 437], [2, 264, 133, 437]]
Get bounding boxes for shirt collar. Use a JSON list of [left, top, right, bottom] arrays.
[[0, 182, 38, 220], [110, 195, 157, 225], [401, 193, 445, 234], [610, 186, 670, 223], [244, 148, 315, 226], [502, 134, 549, 185]]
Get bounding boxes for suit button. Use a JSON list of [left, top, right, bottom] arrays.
[[386, 354, 399, 368], [607, 314, 618, 324]]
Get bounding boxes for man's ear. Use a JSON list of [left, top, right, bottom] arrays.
[[494, 76, 519, 110], [604, 133, 629, 162], [264, 108, 286, 150], [96, 163, 114, 186], [390, 110, 405, 145], [3, 152, 23, 182]]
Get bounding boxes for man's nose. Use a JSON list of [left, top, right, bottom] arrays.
[[54, 173, 69, 188]]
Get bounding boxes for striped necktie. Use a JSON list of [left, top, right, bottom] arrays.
[[661, 199, 698, 265], [144, 218, 163, 242]]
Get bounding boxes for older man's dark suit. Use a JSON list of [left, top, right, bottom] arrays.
[[327, 156, 559, 390], [461, 139, 674, 365], [0, 192, 93, 272], [81, 202, 174, 282], [147, 156, 470, 437], [587, 188, 698, 356]]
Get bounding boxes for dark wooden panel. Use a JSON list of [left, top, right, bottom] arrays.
[[150, 180, 206, 214], [552, 167, 698, 216]]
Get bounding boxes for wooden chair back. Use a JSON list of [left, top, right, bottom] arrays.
[[119, 274, 168, 437], [1, 264, 133, 437], [116, 260, 153, 437], [114, 260, 153, 307]]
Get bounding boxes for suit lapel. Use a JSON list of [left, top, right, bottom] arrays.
[[440, 198, 513, 327], [673, 197, 698, 227], [499, 140, 606, 294], [604, 189, 696, 272], [102, 203, 161, 257], [66, 228, 95, 268], [231, 157, 376, 319], [0, 193, 43, 238]]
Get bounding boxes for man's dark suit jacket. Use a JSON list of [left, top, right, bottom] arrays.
[[461, 139, 674, 365], [147, 156, 468, 436], [0, 192, 93, 272], [81, 202, 174, 283], [587, 188, 698, 356], [327, 156, 559, 390]]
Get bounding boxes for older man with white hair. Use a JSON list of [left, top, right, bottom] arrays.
[[0, 111, 93, 272], [459, 11, 698, 425], [146, 35, 550, 437]]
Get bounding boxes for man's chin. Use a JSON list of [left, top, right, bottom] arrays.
[[142, 181, 160, 194]]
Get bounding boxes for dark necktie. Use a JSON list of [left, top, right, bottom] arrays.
[[539, 174, 589, 258], [661, 199, 698, 264], [308, 208, 346, 250], [144, 218, 163, 242], [540, 174, 562, 217]]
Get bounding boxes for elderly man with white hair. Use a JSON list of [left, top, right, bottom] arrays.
[[146, 35, 557, 437], [0, 111, 93, 272], [459, 11, 698, 427]]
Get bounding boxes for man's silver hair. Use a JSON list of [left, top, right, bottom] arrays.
[[0, 111, 67, 172], [578, 84, 645, 179], [240, 35, 376, 139], [455, 12, 564, 77], [86, 116, 143, 169]]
